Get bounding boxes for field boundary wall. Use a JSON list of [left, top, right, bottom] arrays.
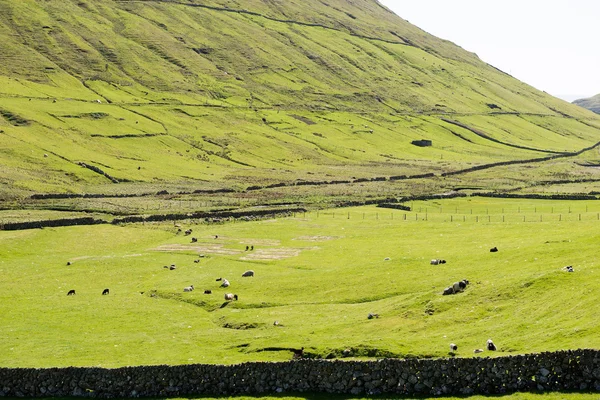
[[1, 349, 600, 397]]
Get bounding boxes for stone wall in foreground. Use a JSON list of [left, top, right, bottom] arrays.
[[1, 349, 600, 398]]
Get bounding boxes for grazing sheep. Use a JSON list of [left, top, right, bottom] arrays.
[[474, 349, 484, 354], [250, 245, 254, 250], [183, 285, 194, 292], [66, 261, 71, 266], [452, 281, 462, 293], [367, 313, 379, 319], [191, 237, 198, 243], [184, 229, 192, 236], [204, 290, 212, 294], [564, 265, 574, 272], [245, 245, 249, 251], [273, 320, 280, 326], [169, 265, 176, 270], [242, 270, 254, 277], [214, 235, 219, 239], [440, 259, 446, 264], [450, 343, 458, 351], [487, 339, 497, 351], [384, 257, 391, 261], [67, 289, 76, 295], [102, 288, 109, 295], [194, 259, 200, 263], [216, 277, 222, 281], [220, 279, 230, 288], [224, 293, 238, 301], [490, 247, 498, 252], [430, 259, 440, 265], [442, 287, 454, 296]]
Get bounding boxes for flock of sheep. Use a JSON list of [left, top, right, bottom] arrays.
[[450, 339, 497, 354], [63, 231, 577, 359], [176, 266, 254, 302]]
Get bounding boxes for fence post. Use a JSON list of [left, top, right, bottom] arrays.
[[579, 214, 581, 221], [348, 212, 350, 219], [476, 216, 479, 222]]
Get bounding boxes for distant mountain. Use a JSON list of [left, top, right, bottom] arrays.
[[573, 94, 600, 114]]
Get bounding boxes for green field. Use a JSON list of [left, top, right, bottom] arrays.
[[2, 198, 600, 370]]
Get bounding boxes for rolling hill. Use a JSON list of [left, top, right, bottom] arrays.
[[574, 93, 600, 114], [1, 0, 600, 203]]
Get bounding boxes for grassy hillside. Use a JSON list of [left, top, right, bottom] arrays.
[[3, 199, 600, 368], [1, 0, 600, 199], [574, 93, 600, 114]]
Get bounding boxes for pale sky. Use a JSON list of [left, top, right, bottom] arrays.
[[378, 0, 600, 102]]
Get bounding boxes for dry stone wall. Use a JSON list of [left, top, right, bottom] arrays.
[[2, 350, 600, 398]]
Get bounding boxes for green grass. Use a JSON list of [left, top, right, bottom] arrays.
[[2, 198, 600, 369]]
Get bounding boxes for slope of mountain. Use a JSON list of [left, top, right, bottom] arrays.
[[574, 94, 600, 114], [0, 0, 600, 197]]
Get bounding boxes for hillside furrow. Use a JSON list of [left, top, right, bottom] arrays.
[[441, 118, 569, 155], [115, 0, 412, 47], [441, 139, 600, 178]]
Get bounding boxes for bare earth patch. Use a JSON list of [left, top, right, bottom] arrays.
[[154, 244, 241, 256], [293, 235, 339, 242], [239, 239, 281, 246], [240, 248, 301, 260]]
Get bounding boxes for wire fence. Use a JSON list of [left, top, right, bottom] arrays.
[[293, 209, 600, 224]]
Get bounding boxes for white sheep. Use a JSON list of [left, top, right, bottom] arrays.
[[224, 293, 238, 301], [487, 339, 497, 351], [183, 285, 194, 292], [220, 279, 230, 288]]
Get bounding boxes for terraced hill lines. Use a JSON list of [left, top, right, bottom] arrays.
[[0, 0, 600, 200]]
